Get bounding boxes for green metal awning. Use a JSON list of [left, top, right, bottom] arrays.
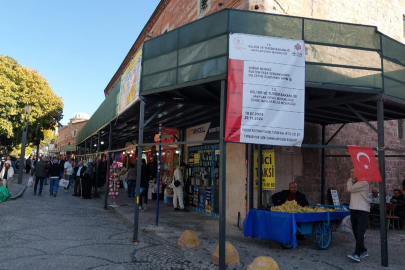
[[76, 9, 405, 146], [64, 144, 77, 152]]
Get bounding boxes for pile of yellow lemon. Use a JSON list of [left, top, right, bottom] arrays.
[[271, 200, 336, 213]]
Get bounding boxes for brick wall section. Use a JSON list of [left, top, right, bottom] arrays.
[[104, 0, 247, 96], [300, 121, 405, 205], [58, 120, 88, 149]]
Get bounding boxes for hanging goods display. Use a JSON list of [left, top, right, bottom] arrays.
[[108, 160, 124, 207]]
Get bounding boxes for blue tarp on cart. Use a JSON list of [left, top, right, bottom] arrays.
[[243, 209, 350, 247]]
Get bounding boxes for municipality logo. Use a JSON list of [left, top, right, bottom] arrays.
[[293, 43, 303, 57], [233, 36, 245, 50]]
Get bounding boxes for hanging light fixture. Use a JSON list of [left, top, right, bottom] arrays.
[[175, 150, 180, 154], [101, 141, 104, 145]]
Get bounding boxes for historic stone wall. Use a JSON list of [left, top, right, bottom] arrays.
[[58, 121, 88, 149], [299, 121, 405, 205]]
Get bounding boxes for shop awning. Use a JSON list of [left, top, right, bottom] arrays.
[[64, 144, 77, 152], [76, 8, 405, 146]]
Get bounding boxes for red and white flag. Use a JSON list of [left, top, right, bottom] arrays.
[[348, 146, 382, 182]]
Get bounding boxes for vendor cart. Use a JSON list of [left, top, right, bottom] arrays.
[[243, 205, 350, 250]]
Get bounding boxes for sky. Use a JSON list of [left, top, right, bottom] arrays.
[[0, 0, 161, 125]]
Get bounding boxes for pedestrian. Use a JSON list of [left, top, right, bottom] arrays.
[[6, 156, 18, 174], [347, 168, 370, 262], [81, 159, 94, 199], [32, 156, 49, 196], [0, 160, 15, 193], [26, 155, 32, 173], [72, 161, 86, 197], [173, 162, 188, 212], [48, 158, 61, 197], [63, 158, 74, 192], [139, 159, 151, 210], [125, 163, 137, 198]]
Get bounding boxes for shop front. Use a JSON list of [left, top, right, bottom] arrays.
[[187, 145, 219, 217], [75, 9, 405, 268]]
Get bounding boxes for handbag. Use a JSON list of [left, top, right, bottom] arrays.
[[174, 180, 181, 187], [59, 179, 69, 188], [28, 177, 34, 187], [123, 181, 128, 190]]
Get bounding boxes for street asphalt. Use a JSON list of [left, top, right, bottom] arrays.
[[1, 177, 405, 269]]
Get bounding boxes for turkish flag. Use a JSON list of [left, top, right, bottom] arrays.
[[348, 146, 382, 182]]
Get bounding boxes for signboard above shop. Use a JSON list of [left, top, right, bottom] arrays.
[[118, 49, 142, 115], [186, 120, 220, 147], [225, 33, 305, 147]]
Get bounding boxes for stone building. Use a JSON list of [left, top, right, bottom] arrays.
[[92, 0, 405, 226], [58, 113, 90, 150]]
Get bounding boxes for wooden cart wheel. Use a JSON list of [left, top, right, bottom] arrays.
[[312, 221, 332, 250], [279, 242, 294, 249]]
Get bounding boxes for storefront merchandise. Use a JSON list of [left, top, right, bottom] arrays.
[[187, 145, 219, 218]]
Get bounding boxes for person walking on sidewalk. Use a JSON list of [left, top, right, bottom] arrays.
[[81, 159, 94, 199], [32, 156, 49, 196], [347, 168, 370, 262], [48, 158, 61, 197], [72, 161, 86, 197], [6, 156, 18, 174], [173, 162, 188, 212], [63, 158, 74, 192], [0, 160, 15, 193], [139, 159, 151, 210], [125, 163, 137, 198]]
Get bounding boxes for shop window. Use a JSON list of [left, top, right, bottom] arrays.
[[398, 119, 404, 139], [73, 130, 77, 137]]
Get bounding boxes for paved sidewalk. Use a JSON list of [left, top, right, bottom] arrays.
[[8, 172, 30, 200], [98, 186, 405, 269]]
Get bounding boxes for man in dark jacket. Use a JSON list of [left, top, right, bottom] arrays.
[[391, 189, 405, 229], [48, 158, 61, 197], [272, 182, 309, 207], [72, 161, 86, 196], [32, 156, 49, 196], [140, 159, 151, 210]]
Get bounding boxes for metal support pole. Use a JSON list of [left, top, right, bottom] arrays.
[[257, 144, 262, 207], [36, 144, 39, 163], [18, 105, 30, 184], [104, 123, 113, 210], [133, 99, 145, 242], [321, 125, 326, 204], [218, 80, 227, 270], [377, 99, 388, 267], [84, 140, 87, 158], [156, 124, 162, 226], [248, 144, 254, 210], [90, 136, 93, 155], [95, 131, 101, 197]]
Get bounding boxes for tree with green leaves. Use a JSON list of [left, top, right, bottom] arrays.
[[0, 55, 63, 154]]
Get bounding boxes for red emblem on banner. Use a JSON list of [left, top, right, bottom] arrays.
[[348, 146, 381, 182], [294, 43, 301, 51]]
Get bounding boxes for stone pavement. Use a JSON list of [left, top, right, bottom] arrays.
[[2, 182, 405, 269], [8, 171, 30, 199], [100, 187, 405, 270]]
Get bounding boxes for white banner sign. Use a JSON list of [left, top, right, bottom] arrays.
[[225, 33, 305, 146], [118, 49, 142, 115]]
